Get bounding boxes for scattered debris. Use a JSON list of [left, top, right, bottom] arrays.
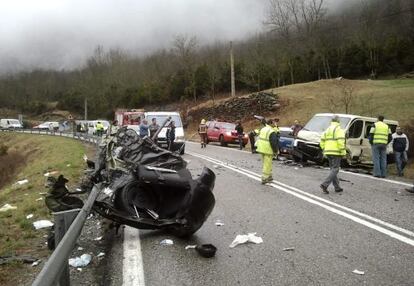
[[68, 254, 92, 267], [196, 244, 217, 258], [0, 255, 38, 265], [229, 232, 263, 248], [282, 247, 295, 251], [44, 171, 59, 177], [76, 188, 82, 192], [96, 252, 105, 258], [294, 167, 299, 170], [31, 260, 41, 267], [26, 214, 34, 219], [77, 247, 84, 251], [33, 220, 54, 230], [94, 236, 103, 241], [215, 220, 225, 226], [77, 268, 82, 272], [185, 245, 197, 250], [0, 204, 17, 212], [36, 197, 44, 201], [160, 239, 174, 245], [352, 269, 365, 275], [15, 179, 29, 185], [39, 192, 47, 195], [66, 164, 71, 167]]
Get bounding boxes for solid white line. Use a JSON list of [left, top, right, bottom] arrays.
[[123, 226, 145, 286], [186, 140, 413, 187], [187, 151, 414, 246], [191, 152, 414, 238]]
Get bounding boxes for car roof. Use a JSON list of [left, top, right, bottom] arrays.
[[144, 111, 180, 116], [314, 113, 399, 124]]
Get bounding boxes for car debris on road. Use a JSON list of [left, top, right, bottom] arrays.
[[229, 232, 263, 248]]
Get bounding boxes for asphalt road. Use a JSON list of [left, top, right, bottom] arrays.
[[111, 141, 414, 286]]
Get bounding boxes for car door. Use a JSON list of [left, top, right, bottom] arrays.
[[346, 119, 364, 164], [360, 120, 375, 164]]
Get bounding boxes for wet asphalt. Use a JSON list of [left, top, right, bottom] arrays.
[[110, 141, 414, 286]]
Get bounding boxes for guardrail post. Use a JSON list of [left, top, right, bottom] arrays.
[[53, 209, 80, 286]]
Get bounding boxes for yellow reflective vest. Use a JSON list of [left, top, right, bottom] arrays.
[[96, 123, 104, 131], [370, 121, 390, 144], [320, 122, 346, 156], [256, 125, 275, 155]]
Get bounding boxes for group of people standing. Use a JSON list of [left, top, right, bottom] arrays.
[[197, 114, 411, 192]]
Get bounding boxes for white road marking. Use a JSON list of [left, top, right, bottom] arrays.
[[186, 140, 413, 187], [188, 151, 414, 246], [123, 226, 145, 286]]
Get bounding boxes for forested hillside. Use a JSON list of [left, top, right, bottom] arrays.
[[0, 0, 413, 118]]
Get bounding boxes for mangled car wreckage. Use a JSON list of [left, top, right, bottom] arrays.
[[49, 118, 216, 237]]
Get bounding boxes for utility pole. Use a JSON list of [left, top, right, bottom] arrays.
[[230, 41, 235, 97], [84, 97, 88, 120]]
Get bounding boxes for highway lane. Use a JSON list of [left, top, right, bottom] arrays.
[[116, 142, 414, 286]]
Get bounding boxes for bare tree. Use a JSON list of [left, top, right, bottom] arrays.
[[172, 35, 198, 101]]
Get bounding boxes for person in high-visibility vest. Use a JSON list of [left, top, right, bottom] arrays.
[[96, 121, 104, 137], [255, 119, 279, 184], [369, 115, 392, 178], [319, 115, 346, 194]]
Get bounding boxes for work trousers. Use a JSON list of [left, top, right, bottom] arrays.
[[321, 155, 342, 191], [261, 154, 273, 181], [199, 133, 207, 147], [249, 133, 256, 153], [394, 151, 408, 176], [372, 144, 387, 177], [238, 134, 244, 150]]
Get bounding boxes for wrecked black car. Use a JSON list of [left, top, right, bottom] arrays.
[[82, 120, 216, 237]]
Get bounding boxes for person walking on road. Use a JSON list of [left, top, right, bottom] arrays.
[[391, 126, 409, 177], [198, 119, 208, 148], [272, 119, 280, 160], [320, 115, 346, 194], [369, 115, 392, 178], [235, 120, 244, 150], [166, 121, 176, 151], [256, 119, 279, 184]]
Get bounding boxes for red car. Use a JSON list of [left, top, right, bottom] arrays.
[[206, 121, 248, 147]]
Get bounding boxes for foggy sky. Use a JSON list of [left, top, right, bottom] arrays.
[[0, 0, 349, 74]]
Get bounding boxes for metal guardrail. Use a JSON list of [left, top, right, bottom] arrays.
[[1, 128, 103, 285], [0, 128, 101, 145], [32, 185, 102, 286]]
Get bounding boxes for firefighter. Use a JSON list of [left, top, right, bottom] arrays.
[[256, 119, 279, 184], [198, 119, 208, 148], [319, 115, 346, 194]]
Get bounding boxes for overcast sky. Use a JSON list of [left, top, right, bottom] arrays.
[[0, 0, 350, 74]]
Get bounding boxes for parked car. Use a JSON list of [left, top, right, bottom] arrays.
[[278, 127, 294, 155], [206, 121, 248, 147], [0, 119, 23, 129], [292, 113, 398, 165], [33, 121, 59, 131], [144, 111, 185, 154]]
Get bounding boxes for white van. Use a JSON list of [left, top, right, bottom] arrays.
[[0, 119, 23, 129], [87, 120, 110, 135], [292, 113, 398, 165], [144, 111, 185, 154]]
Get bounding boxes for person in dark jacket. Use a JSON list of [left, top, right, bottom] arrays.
[[149, 118, 160, 143], [139, 119, 149, 138], [391, 126, 409, 176], [166, 121, 176, 151], [235, 120, 244, 150]]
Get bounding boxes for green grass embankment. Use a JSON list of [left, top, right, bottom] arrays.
[[0, 133, 93, 285]]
